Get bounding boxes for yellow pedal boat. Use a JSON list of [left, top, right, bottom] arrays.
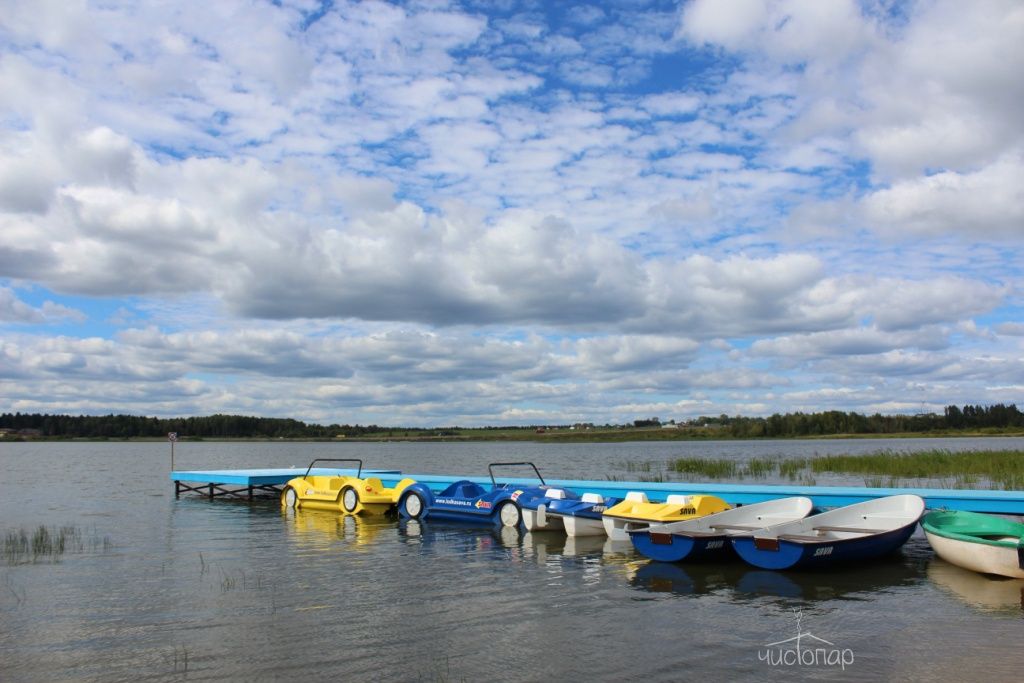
[[281, 458, 415, 516], [602, 492, 730, 540]]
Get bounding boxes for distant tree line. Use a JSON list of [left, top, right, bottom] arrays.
[[685, 404, 1024, 438], [0, 412, 398, 439], [0, 404, 1020, 439]]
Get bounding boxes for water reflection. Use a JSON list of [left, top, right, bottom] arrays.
[[281, 506, 395, 550], [927, 558, 1024, 614], [627, 552, 926, 604], [627, 560, 749, 595]]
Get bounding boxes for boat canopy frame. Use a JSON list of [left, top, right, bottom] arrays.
[[303, 458, 363, 479], [488, 461, 546, 488]]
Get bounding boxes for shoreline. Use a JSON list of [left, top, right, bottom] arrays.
[[4, 429, 1024, 444]]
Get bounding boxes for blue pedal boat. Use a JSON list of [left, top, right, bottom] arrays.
[[545, 492, 624, 536], [629, 496, 813, 563], [730, 494, 925, 570], [398, 462, 552, 528]]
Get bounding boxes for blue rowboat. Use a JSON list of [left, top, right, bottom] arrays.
[[629, 496, 814, 563], [731, 494, 925, 570]]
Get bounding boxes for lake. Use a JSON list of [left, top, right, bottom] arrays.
[[2, 438, 1023, 681]]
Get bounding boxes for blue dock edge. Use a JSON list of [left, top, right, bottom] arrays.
[[170, 469, 1024, 514]]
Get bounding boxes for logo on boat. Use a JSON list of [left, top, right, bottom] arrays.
[[436, 497, 473, 506], [705, 540, 725, 550], [759, 610, 853, 670], [813, 546, 834, 557], [590, 505, 606, 512], [475, 500, 492, 509], [676, 507, 696, 515], [510, 490, 524, 502]]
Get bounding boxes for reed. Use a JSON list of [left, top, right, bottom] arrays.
[[810, 449, 1024, 489], [778, 458, 809, 481], [668, 457, 737, 478], [622, 460, 655, 473], [3, 525, 111, 565], [743, 457, 776, 478]]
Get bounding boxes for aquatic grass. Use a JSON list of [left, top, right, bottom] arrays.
[[864, 475, 904, 488], [742, 457, 776, 478], [3, 525, 112, 565], [811, 448, 1024, 489], [622, 460, 655, 473], [166, 646, 189, 674], [668, 457, 738, 479], [778, 458, 808, 480]]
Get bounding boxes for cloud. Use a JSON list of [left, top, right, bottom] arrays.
[[0, 287, 85, 324], [0, 0, 1021, 424], [863, 155, 1024, 240]]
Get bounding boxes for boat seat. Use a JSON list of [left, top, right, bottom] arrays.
[[544, 488, 567, 500], [777, 533, 831, 543], [666, 494, 691, 505], [626, 491, 649, 503], [363, 477, 383, 490], [581, 493, 604, 504], [444, 482, 485, 498], [812, 525, 877, 534]]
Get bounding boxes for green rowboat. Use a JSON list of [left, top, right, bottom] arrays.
[[922, 510, 1024, 579]]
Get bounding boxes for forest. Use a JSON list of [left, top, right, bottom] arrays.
[[0, 404, 1021, 440]]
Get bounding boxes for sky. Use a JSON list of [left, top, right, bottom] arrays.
[[0, 0, 1022, 427]]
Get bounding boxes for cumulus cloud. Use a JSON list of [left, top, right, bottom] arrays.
[[863, 155, 1024, 240], [0, 287, 84, 324], [0, 0, 1021, 423]]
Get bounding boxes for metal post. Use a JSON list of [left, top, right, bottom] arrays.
[[168, 432, 178, 475]]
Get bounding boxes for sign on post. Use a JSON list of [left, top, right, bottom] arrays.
[[168, 432, 178, 471]]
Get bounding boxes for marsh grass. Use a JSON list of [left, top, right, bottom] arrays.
[[622, 460, 655, 473], [616, 459, 669, 482], [811, 449, 1024, 489], [668, 457, 738, 478], [778, 458, 809, 481], [660, 449, 1023, 490], [3, 525, 111, 564], [743, 458, 776, 478]]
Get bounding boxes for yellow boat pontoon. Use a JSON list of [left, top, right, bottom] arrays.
[[281, 458, 416, 516], [602, 492, 730, 540]]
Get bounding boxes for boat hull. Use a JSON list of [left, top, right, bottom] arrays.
[[924, 530, 1024, 579], [562, 515, 606, 537], [630, 531, 732, 563], [732, 522, 918, 570], [921, 510, 1024, 579], [522, 506, 564, 532]]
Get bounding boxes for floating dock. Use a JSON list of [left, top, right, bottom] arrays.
[[171, 469, 1024, 513], [171, 468, 400, 500]]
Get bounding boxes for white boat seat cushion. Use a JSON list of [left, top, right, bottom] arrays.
[[544, 488, 567, 500], [626, 491, 649, 503], [581, 492, 604, 504], [666, 494, 691, 505]]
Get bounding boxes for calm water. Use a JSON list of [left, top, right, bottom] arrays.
[[2, 439, 1024, 682]]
